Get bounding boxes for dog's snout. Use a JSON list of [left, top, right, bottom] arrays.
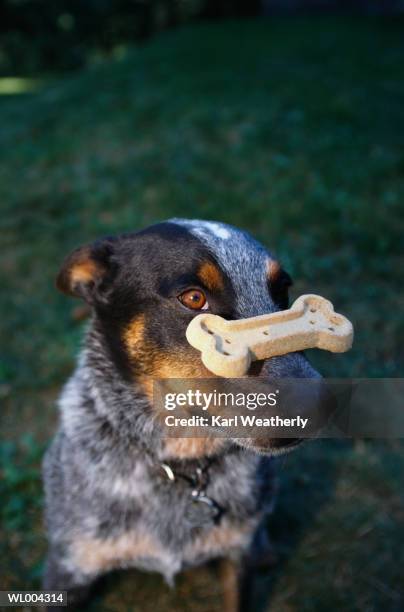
[[259, 352, 337, 443], [259, 352, 321, 380]]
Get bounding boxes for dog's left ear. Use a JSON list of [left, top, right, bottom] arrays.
[[56, 238, 118, 305], [268, 260, 292, 310]]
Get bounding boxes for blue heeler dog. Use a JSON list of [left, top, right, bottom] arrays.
[[43, 220, 320, 611]]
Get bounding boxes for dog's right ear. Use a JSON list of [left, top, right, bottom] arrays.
[[267, 260, 292, 310], [56, 238, 117, 305]]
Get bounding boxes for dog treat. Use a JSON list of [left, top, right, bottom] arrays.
[[186, 294, 353, 377]]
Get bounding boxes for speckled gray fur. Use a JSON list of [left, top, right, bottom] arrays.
[[171, 219, 275, 317]]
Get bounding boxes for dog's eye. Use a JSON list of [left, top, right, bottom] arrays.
[[178, 289, 208, 310]]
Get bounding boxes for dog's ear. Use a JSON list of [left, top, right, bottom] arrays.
[[268, 260, 292, 310], [56, 238, 117, 305]]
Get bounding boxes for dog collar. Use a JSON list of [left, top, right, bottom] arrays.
[[160, 459, 224, 525]]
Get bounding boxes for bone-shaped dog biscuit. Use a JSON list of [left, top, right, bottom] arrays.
[[186, 294, 353, 377]]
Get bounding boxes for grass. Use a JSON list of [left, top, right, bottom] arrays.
[[1, 15, 403, 611]]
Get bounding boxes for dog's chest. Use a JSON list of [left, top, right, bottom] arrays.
[[67, 445, 275, 580], [70, 516, 258, 582], [96, 451, 266, 528], [72, 453, 269, 578]]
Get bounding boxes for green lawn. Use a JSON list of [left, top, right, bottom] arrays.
[[1, 16, 403, 611]]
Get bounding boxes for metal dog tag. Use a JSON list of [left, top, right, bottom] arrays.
[[185, 490, 224, 526]]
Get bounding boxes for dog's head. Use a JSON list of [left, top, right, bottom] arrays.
[[57, 219, 321, 454]]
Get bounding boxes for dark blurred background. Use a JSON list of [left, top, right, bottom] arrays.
[[1, 1, 403, 611], [1, 0, 404, 75]]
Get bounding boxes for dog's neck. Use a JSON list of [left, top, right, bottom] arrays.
[[60, 320, 229, 463]]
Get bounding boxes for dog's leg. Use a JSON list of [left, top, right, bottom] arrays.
[[219, 558, 239, 612], [219, 558, 255, 612], [43, 548, 96, 610]]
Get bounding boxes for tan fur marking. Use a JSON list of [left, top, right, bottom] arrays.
[[219, 558, 240, 612], [185, 522, 253, 560], [71, 531, 161, 574], [57, 246, 106, 296], [70, 260, 99, 285], [267, 259, 281, 283], [124, 320, 222, 459], [163, 437, 225, 459], [152, 351, 214, 379], [139, 351, 224, 459], [122, 314, 146, 358], [138, 350, 215, 401], [198, 261, 224, 291]]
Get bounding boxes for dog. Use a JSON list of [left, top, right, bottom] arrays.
[[43, 219, 320, 611]]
